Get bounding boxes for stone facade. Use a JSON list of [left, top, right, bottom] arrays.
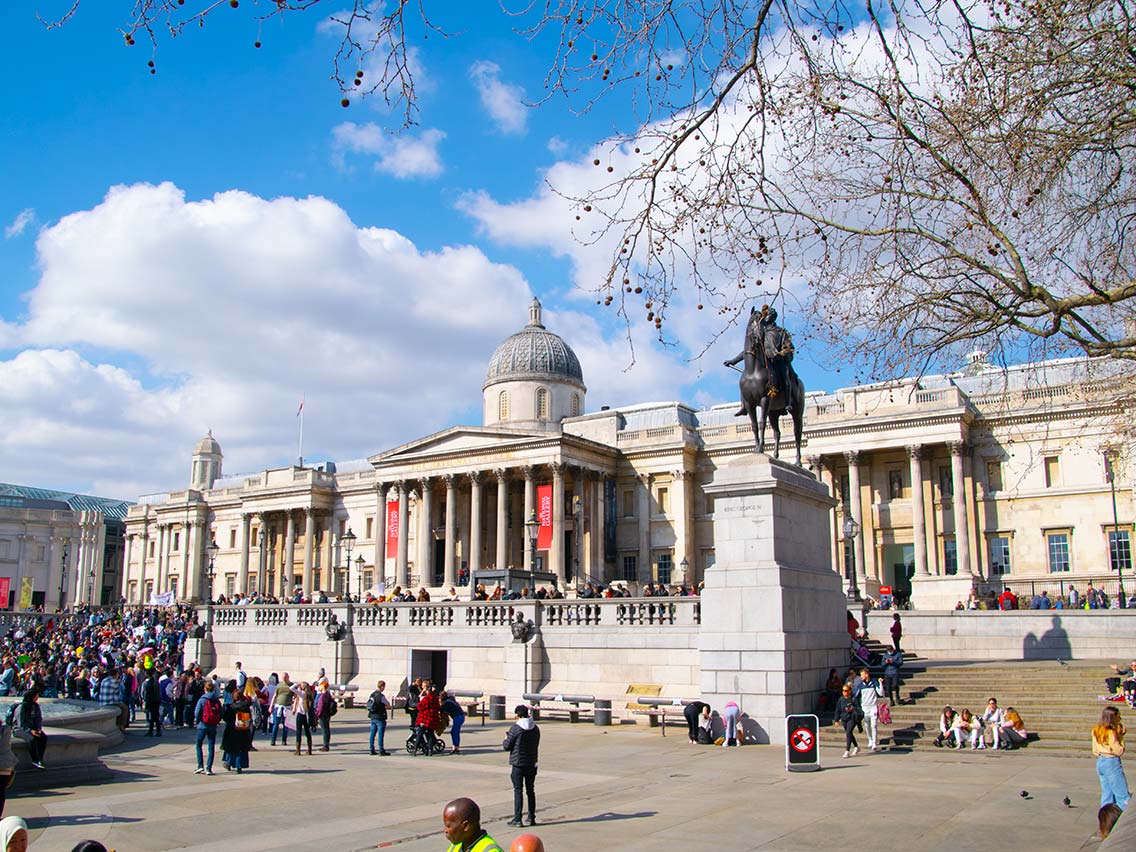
[[122, 300, 1132, 609]]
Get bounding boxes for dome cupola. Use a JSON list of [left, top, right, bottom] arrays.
[[482, 298, 586, 430]]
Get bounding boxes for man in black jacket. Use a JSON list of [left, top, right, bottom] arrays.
[[503, 705, 540, 827]]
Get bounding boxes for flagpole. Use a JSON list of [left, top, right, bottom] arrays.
[[297, 396, 305, 468]]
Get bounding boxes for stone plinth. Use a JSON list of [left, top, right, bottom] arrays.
[[909, 575, 977, 611], [699, 454, 847, 744]]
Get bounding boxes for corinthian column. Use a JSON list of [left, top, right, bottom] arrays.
[[845, 451, 867, 588], [949, 441, 975, 577], [469, 472, 483, 576], [908, 445, 929, 576], [495, 469, 509, 570], [443, 474, 458, 587]]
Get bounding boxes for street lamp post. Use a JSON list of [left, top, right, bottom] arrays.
[[340, 527, 356, 599], [1106, 450, 1126, 608], [843, 515, 862, 603], [680, 557, 689, 589], [355, 554, 365, 601], [524, 510, 540, 584], [206, 538, 220, 604], [58, 545, 69, 612]]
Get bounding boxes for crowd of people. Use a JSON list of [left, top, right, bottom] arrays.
[[953, 583, 1136, 611]]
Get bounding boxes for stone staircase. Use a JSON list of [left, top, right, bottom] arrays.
[[818, 656, 1116, 757]]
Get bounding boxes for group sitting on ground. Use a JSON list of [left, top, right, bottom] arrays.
[[932, 699, 1028, 749], [1106, 660, 1136, 708]]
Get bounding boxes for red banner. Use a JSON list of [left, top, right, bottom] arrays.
[[536, 484, 553, 551], [385, 501, 399, 560], [0, 578, 10, 610]]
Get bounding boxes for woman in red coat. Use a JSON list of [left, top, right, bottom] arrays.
[[414, 682, 441, 754]]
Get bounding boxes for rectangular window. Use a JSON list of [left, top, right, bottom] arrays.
[[657, 553, 673, 584], [173, 531, 180, 551], [225, 575, 235, 597], [888, 469, 904, 501], [989, 536, 1011, 575], [366, 517, 374, 539], [838, 475, 850, 505], [1044, 456, 1060, 488], [1109, 530, 1132, 573], [229, 528, 237, 549], [170, 577, 178, 598], [251, 526, 259, 544], [339, 519, 347, 537], [939, 465, 953, 498], [986, 461, 1003, 493], [944, 539, 958, 575], [622, 489, 635, 518], [656, 487, 669, 515], [622, 554, 637, 582], [1047, 532, 1071, 572], [149, 541, 155, 558]]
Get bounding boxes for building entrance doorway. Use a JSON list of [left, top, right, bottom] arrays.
[[882, 543, 914, 601], [408, 649, 448, 690], [433, 540, 444, 587]]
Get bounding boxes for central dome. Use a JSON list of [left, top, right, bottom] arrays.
[[483, 298, 584, 390]]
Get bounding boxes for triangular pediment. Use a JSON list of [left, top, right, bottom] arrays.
[[370, 426, 554, 464]]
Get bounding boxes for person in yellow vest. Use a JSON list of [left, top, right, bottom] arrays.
[[443, 798, 503, 852]]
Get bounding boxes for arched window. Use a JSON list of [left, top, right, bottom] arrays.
[[536, 388, 549, 420], [499, 390, 510, 420], [571, 393, 580, 417]]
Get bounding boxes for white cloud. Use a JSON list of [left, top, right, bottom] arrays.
[[469, 60, 528, 135], [547, 136, 569, 155], [332, 122, 445, 178], [5, 208, 35, 239], [1, 182, 534, 496]]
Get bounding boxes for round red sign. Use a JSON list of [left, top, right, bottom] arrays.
[[790, 727, 813, 752]]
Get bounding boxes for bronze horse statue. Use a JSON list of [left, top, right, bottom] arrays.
[[725, 310, 805, 464]]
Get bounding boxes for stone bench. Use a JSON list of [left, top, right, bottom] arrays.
[[9, 727, 112, 789]]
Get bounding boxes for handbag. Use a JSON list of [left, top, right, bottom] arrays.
[[878, 702, 892, 725]]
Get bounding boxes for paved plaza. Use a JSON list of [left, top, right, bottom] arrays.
[[10, 710, 1110, 851]]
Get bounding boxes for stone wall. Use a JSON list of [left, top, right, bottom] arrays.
[[205, 599, 701, 703], [865, 609, 1136, 660]]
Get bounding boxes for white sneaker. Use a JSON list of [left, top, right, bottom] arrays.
[[871, 745, 879, 752], [977, 743, 986, 750], [842, 750, 850, 758], [850, 747, 859, 756], [194, 767, 205, 774]]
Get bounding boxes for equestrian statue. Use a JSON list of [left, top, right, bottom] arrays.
[[724, 305, 805, 464]]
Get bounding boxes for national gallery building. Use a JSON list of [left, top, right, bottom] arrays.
[[122, 299, 1132, 610]]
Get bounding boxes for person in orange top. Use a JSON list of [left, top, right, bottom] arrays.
[[1092, 705, 1131, 810]]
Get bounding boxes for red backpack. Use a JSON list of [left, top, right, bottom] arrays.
[[201, 697, 222, 726]]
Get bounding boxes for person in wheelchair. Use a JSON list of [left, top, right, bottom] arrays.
[[413, 681, 441, 754]]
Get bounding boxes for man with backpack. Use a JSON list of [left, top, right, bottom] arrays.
[[367, 679, 390, 756], [315, 683, 337, 751], [194, 682, 222, 775], [504, 705, 541, 827]]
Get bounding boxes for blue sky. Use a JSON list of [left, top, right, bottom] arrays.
[[0, 2, 849, 499]]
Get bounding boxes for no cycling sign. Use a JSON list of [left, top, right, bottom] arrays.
[[785, 714, 820, 771]]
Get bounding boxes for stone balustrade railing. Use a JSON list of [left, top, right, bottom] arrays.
[[204, 597, 701, 631]]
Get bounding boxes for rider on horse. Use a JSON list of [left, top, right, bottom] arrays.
[[727, 305, 798, 414]]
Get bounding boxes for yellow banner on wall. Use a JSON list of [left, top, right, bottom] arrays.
[[17, 577, 34, 610]]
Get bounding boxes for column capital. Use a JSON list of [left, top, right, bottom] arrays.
[[374, 481, 387, 494], [468, 470, 483, 485], [442, 473, 457, 488], [804, 455, 822, 471], [550, 461, 565, 476], [844, 450, 861, 465], [494, 467, 509, 484], [636, 471, 651, 486], [906, 444, 925, 461], [670, 469, 692, 482], [947, 440, 968, 457], [521, 465, 535, 482]]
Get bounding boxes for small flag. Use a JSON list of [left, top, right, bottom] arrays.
[[297, 397, 304, 417]]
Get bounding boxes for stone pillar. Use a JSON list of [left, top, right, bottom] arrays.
[[156, 524, 168, 593], [185, 520, 201, 602], [637, 473, 651, 584], [181, 521, 192, 597], [257, 513, 268, 596], [284, 510, 296, 596], [593, 473, 605, 582], [417, 479, 433, 584], [672, 469, 692, 585], [523, 466, 535, 573], [844, 452, 868, 588], [396, 483, 410, 587], [495, 469, 509, 570], [442, 475, 458, 587], [908, 445, 929, 576], [238, 514, 251, 596], [699, 454, 845, 744], [551, 463, 565, 586], [122, 534, 134, 602], [469, 472, 483, 576], [374, 485, 388, 587], [303, 508, 316, 595], [324, 514, 336, 592], [949, 441, 974, 577], [137, 526, 149, 603]]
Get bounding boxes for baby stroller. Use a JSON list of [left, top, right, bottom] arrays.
[[406, 724, 447, 755]]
